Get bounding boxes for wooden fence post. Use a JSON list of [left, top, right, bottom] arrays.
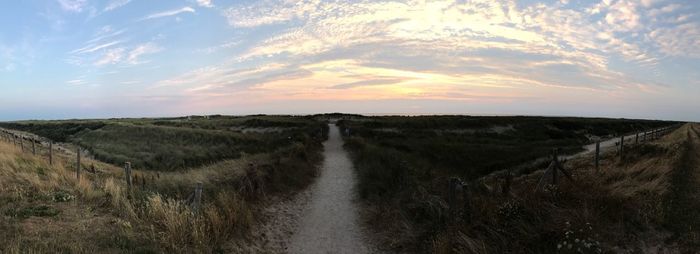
[[20, 138, 24, 152], [447, 177, 462, 224], [619, 136, 624, 158], [635, 133, 639, 144], [552, 149, 559, 185], [193, 183, 203, 213], [502, 170, 512, 196], [125, 162, 132, 190], [49, 142, 53, 165], [32, 139, 36, 155], [595, 141, 600, 172], [76, 149, 81, 180]]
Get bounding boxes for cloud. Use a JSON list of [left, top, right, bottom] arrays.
[[640, 0, 665, 8], [142, 7, 196, 20], [79, 42, 161, 66], [222, 1, 303, 27], [127, 43, 162, 64], [330, 78, 406, 89], [604, 0, 642, 31], [197, 40, 240, 54], [196, 0, 214, 8], [650, 23, 700, 57], [151, 0, 698, 115], [66, 79, 87, 85], [95, 48, 125, 66], [104, 0, 132, 11], [154, 63, 308, 92], [57, 0, 87, 12], [71, 40, 123, 54]]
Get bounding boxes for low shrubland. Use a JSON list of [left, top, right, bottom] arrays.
[[0, 121, 105, 142], [0, 115, 328, 253], [340, 116, 676, 179], [340, 116, 682, 253], [1, 115, 327, 171]]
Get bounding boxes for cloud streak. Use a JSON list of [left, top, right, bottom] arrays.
[[104, 0, 132, 11], [142, 7, 196, 21], [57, 0, 87, 12]]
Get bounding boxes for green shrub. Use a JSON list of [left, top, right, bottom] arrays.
[[5, 205, 61, 219]]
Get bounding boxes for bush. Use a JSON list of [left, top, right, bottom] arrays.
[[5, 205, 61, 219]]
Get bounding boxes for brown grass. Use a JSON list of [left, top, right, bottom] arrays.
[[0, 129, 323, 253], [360, 124, 692, 253]]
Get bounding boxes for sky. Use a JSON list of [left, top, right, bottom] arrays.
[[0, 0, 698, 121]]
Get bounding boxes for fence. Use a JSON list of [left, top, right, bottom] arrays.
[[445, 123, 684, 223], [0, 128, 205, 211]]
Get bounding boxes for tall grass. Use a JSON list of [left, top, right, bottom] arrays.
[[341, 117, 683, 253], [2, 115, 328, 171], [0, 116, 328, 253]]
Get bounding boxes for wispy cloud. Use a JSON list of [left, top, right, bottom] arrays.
[[86, 26, 125, 44], [90, 43, 161, 66], [66, 79, 87, 85], [146, 0, 700, 113], [127, 42, 162, 64], [4, 0, 699, 120], [222, 1, 300, 27], [57, 0, 87, 12], [197, 40, 240, 54], [104, 0, 132, 12], [330, 78, 406, 89], [196, 0, 214, 8], [120, 80, 141, 85], [71, 40, 123, 54], [95, 48, 125, 66], [141, 7, 195, 21]]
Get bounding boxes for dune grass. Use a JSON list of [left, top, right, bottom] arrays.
[[340, 116, 683, 253], [339, 116, 676, 179], [1, 115, 327, 171], [0, 116, 328, 253]]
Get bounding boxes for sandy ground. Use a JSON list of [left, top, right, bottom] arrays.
[[253, 124, 378, 254], [565, 127, 674, 160], [249, 190, 312, 253], [286, 124, 376, 254]]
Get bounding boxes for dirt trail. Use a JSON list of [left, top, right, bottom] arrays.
[[285, 124, 376, 254], [565, 129, 669, 160]]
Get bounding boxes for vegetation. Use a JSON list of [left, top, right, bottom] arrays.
[[339, 115, 682, 253], [0, 115, 327, 171], [0, 115, 328, 253], [0, 121, 105, 142], [1, 114, 689, 253], [340, 116, 674, 179]]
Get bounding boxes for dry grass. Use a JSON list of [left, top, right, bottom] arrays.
[[453, 124, 692, 253], [0, 129, 323, 253], [356, 124, 692, 253], [0, 139, 129, 253]]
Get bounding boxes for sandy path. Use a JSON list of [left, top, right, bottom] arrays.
[[285, 124, 376, 254], [564, 127, 675, 160]]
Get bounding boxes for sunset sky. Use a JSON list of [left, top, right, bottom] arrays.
[[0, 0, 698, 121]]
